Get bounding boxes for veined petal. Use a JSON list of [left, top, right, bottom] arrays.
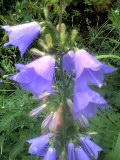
[[44, 147, 56, 160], [68, 143, 75, 160], [75, 147, 90, 160]]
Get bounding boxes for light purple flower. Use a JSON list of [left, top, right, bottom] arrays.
[[68, 143, 75, 160], [75, 49, 115, 88], [74, 86, 109, 119], [75, 147, 90, 160], [80, 136, 103, 159], [9, 56, 55, 97], [44, 147, 56, 160], [29, 104, 47, 118], [63, 50, 75, 75], [27, 133, 53, 157], [2, 22, 41, 56]]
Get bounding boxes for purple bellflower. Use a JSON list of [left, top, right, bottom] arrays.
[[2, 22, 41, 56], [44, 147, 57, 160], [9, 56, 55, 98], [68, 143, 75, 160], [74, 86, 109, 119], [75, 49, 115, 88], [63, 49, 115, 87], [75, 147, 90, 160], [27, 133, 53, 157], [80, 136, 103, 159]]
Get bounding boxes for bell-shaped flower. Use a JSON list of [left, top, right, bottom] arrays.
[[75, 49, 115, 88], [2, 22, 41, 56], [44, 147, 57, 160], [27, 133, 53, 157], [80, 136, 102, 159], [75, 147, 90, 160], [63, 50, 75, 75], [68, 143, 75, 160], [9, 56, 55, 97], [74, 86, 109, 119], [29, 104, 47, 118]]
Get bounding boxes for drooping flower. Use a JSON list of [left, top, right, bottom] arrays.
[[9, 56, 55, 97], [75, 49, 115, 88], [74, 86, 109, 119], [2, 22, 41, 56], [63, 49, 115, 87], [68, 143, 75, 160], [80, 136, 103, 159], [27, 133, 53, 157], [29, 104, 47, 118], [75, 147, 90, 160], [44, 147, 57, 160]]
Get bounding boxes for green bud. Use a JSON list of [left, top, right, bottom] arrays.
[[56, 23, 66, 33], [60, 32, 66, 45], [30, 48, 45, 56], [43, 7, 48, 19], [45, 34, 53, 48], [71, 29, 78, 43], [38, 39, 48, 51]]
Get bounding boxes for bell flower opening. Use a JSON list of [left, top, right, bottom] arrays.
[[2, 22, 41, 56]]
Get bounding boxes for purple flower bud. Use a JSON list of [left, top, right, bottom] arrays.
[[29, 104, 47, 118], [80, 136, 103, 159], [44, 147, 57, 160], [74, 86, 109, 119], [42, 113, 53, 128], [68, 143, 75, 160], [75, 147, 90, 160], [27, 133, 53, 157], [9, 56, 55, 97], [78, 113, 89, 128], [2, 22, 41, 56]]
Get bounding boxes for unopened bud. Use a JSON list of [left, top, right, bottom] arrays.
[[60, 32, 66, 45], [79, 114, 89, 128], [71, 29, 78, 43], [45, 34, 53, 48], [56, 23, 66, 33], [29, 104, 47, 118], [30, 48, 45, 56], [43, 7, 48, 19], [36, 91, 50, 99], [67, 99, 74, 114], [42, 113, 53, 129], [38, 39, 48, 51], [49, 107, 63, 133]]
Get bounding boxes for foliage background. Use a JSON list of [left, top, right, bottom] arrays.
[[0, 0, 120, 159]]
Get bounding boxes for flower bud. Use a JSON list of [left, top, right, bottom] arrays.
[[71, 29, 78, 43], [44, 7, 48, 19], [66, 99, 74, 114], [30, 48, 45, 56], [29, 104, 47, 118], [45, 34, 53, 48], [78, 113, 89, 128], [42, 113, 53, 128], [60, 32, 66, 45], [56, 23, 66, 33], [49, 107, 63, 133], [38, 39, 48, 51]]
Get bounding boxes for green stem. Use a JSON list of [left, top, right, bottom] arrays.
[[96, 54, 120, 60]]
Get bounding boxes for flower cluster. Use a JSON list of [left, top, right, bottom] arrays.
[[2, 22, 115, 159]]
